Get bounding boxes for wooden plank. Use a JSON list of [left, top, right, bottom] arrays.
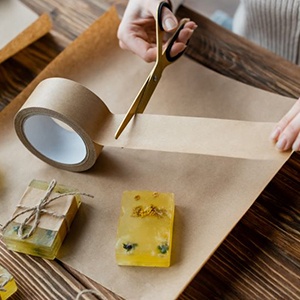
[[0, 239, 100, 300], [0, 0, 106, 111], [177, 5, 300, 98]]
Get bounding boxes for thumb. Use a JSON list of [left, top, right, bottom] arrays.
[[149, 1, 178, 32], [161, 5, 178, 31]]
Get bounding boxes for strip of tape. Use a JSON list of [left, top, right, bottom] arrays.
[[14, 77, 289, 172]]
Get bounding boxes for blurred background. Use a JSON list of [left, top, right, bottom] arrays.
[[184, 0, 239, 18]]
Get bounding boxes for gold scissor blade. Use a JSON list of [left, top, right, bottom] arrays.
[[114, 110, 135, 139], [114, 96, 141, 139], [115, 2, 189, 140], [114, 76, 150, 139], [115, 67, 162, 139], [135, 66, 162, 114]]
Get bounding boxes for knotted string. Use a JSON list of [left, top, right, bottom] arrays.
[[1, 179, 93, 239]]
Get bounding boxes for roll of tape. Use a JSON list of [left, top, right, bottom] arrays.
[[14, 77, 286, 172], [14, 78, 105, 172]]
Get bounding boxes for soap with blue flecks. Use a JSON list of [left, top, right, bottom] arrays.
[[116, 190, 175, 267]]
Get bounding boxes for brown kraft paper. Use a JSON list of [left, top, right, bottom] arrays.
[[0, 0, 51, 64], [0, 7, 295, 300]]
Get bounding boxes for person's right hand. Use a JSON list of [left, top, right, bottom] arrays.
[[117, 0, 197, 62]]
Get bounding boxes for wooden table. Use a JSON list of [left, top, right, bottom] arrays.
[[1, 1, 299, 299]]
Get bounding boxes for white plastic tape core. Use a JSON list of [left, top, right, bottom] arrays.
[[23, 115, 87, 164]]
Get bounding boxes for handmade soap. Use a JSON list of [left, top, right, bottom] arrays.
[[0, 265, 17, 300], [2, 180, 81, 260], [116, 190, 175, 267]]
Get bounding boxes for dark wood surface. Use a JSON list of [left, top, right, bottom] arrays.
[[0, 1, 299, 299]]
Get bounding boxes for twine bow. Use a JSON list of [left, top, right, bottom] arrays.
[[1, 179, 93, 239]]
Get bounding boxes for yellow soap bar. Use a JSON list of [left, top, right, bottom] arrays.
[[0, 265, 17, 300], [2, 180, 81, 260], [116, 191, 175, 267]]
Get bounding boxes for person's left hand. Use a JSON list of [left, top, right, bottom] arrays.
[[270, 97, 300, 151]]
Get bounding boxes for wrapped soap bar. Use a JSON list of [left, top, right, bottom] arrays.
[[0, 265, 17, 300], [116, 190, 175, 267], [2, 179, 81, 260]]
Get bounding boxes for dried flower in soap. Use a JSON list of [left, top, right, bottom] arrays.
[[132, 205, 167, 218], [158, 243, 169, 254], [123, 243, 138, 252]]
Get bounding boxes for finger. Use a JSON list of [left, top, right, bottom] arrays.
[[147, 2, 178, 32], [127, 37, 156, 62], [270, 98, 300, 142], [169, 43, 187, 57], [167, 23, 197, 58], [274, 112, 300, 151], [119, 39, 156, 62], [161, 6, 178, 32], [118, 17, 157, 62], [177, 25, 196, 44], [270, 98, 300, 151]]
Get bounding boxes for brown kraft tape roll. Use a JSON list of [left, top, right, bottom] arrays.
[[14, 77, 288, 172]]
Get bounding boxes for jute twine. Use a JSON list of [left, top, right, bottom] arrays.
[[75, 289, 107, 300], [1, 179, 93, 239]]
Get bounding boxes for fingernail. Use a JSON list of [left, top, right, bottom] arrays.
[[164, 18, 177, 31], [270, 126, 281, 141], [276, 135, 288, 151]]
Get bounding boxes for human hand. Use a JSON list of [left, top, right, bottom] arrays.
[[270, 98, 300, 151], [117, 0, 197, 62]]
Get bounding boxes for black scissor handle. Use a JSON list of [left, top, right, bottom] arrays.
[[158, 1, 189, 62], [157, 1, 172, 31], [165, 21, 188, 62]]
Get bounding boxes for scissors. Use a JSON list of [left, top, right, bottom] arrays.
[[115, 1, 190, 139]]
